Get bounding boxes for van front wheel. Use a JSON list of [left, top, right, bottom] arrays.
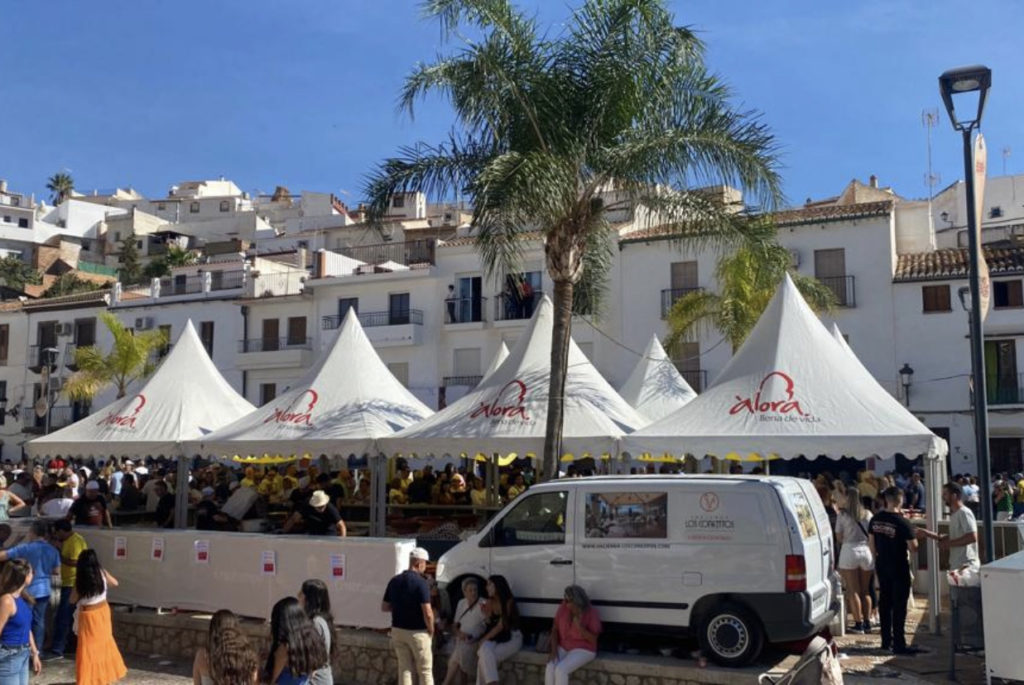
[[698, 602, 764, 667]]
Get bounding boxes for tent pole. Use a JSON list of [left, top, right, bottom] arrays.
[[764, 459, 771, 475], [925, 454, 943, 635], [173, 452, 190, 529], [371, 455, 387, 537]]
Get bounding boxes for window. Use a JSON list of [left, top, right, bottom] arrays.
[[585, 492, 667, 538], [671, 340, 702, 392], [985, 340, 1019, 404], [991, 438, 1023, 475], [219, 200, 230, 212], [389, 293, 411, 325], [261, 319, 280, 351], [1, 216, 9, 223], [0, 381, 6, 425], [287, 317, 307, 346], [190, 201, 200, 214], [487, 491, 567, 546], [922, 285, 951, 312], [993, 280, 1024, 309], [158, 325, 172, 357], [259, 383, 277, 406], [814, 248, 851, 306], [453, 348, 481, 377], [387, 362, 409, 387], [670, 261, 699, 290], [74, 318, 97, 347], [392, 195, 405, 208], [0, 325, 7, 365], [209, 270, 223, 291], [200, 321, 214, 357], [157, 202, 166, 211], [452, 275, 483, 323], [990, 207, 1003, 218], [17, 218, 27, 228], [337, 298, 358, 319]]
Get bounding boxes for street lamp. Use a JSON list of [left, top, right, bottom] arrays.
[[939, 64, 995, 563], [42, 347, 59, 436], [899, 363, 914, 407]]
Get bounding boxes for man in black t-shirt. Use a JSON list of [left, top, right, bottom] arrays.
[[283, 490, 347, 536], [67, 481, 112, 528], [869, 486, 920, 655], [154, 480, 176, 528], [382, 548, 434, 685]]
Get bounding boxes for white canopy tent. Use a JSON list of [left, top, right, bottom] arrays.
[[618, 335, 697, 424], [623, 276, 948, 632], [482, 342, 510, 380], [195, 307, 433, 459], [381, 296, 646, 460], [27, 320, 255, 527]]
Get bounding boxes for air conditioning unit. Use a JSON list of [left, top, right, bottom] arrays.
[[134, 317, 155, 331], [788, 249, 801, 268], [55, 323, 73, 337]]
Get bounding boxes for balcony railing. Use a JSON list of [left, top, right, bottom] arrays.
[[819, 275, 856, 308], [337, 240, 436, 267], [28, 345, 60, 373], [680, 369, 708, 393], [494, 292, 542, 322], [157, 270, 245, 296], [22, 406, 74, 433], [443, 375, 483, 387], [445, 296, 487, 324], [322, 309, 424, 330], [660, 287, 702, 319], [989, 374, 1024, 406], [238, 337, 313, 353]]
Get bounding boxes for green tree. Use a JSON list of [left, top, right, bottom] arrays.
[[42, 273, 105, 298], [0, 256, 42, 292], [64, 312, 168, 401], [665, 237, 836, 354], [140, 246, 197, 281], [118, 232, 142, 285], [46, 172, 75, 205], [364, 0, 781, 480]]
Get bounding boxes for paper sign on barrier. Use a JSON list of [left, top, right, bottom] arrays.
[[113, 536, 127, 561], [151, 537, 164, 562], [194, 540, 210, 564], [261, 550, 276, 576], [329, 553, 345, 579]]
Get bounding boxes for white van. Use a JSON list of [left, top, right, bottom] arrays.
[[435, 475, 838, 666]]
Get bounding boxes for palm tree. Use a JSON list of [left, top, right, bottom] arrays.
[[64, 312, 169, 402], [164, 244, 198, 268], [665, 238, 836, 354], [364, 0, 781, 480], [46, 172, 75, 205]]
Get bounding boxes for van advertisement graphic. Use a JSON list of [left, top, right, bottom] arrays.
[[585, 492, 667, 539], [729, 371, 819, 424], [685, 491, 736, 542]]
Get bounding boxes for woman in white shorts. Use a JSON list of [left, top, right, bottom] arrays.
[[835, 489, 874, 633]]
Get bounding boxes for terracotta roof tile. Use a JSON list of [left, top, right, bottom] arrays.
[[439, 231, 543, 248], [894, 246, 1024, 282]]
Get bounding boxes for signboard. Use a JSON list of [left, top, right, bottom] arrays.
[[151, 537, 164, 562], [113, 536, 127, 561]]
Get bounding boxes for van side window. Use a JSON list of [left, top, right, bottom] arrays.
[[491, 491, 567, 546], [585, 491, 667, 538]]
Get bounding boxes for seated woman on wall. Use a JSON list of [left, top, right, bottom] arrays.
[[442, 577, 487, 685], [475, 575, 522, 685], [545, 585, 601, 685]]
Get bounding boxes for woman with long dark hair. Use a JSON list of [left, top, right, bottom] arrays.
[[0, 559, 40, 684], [298, 580, 335, 685], [192, 609, 258, 685], [263, 597, 328, 685], [475, 575, 522, 685], [72, 549, 127, 685]]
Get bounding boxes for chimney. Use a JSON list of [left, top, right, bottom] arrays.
[[0, 180, 7, 193], [296, 247, 308, 270], [869, 175, 878, 189]]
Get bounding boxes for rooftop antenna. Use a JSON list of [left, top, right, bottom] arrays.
[[922, 109, 941, 239], [1002, 146, 1011, 176]]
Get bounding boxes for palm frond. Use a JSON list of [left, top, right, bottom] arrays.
[[664, 289, 721, 353]]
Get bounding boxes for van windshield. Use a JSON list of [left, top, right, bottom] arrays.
[[490, 491, 567, 546]]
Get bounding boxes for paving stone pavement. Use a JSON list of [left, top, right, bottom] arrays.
[[34, 652, 192, 684]]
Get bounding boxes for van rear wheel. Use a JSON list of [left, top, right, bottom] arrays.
[[697, 602, 764, 667]]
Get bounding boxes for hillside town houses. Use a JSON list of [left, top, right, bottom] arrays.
[[0, 173, 1022, 477]]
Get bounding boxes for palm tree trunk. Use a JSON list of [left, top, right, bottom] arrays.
[[542, 278, 574, 481]]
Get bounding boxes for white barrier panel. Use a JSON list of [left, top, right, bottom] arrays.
[[80, 529, 415, 629]]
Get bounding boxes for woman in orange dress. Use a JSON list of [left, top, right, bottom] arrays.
[[71, 549, 127, 684]]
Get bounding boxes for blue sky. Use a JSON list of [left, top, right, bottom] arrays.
[[2, 1, 1021, 208]]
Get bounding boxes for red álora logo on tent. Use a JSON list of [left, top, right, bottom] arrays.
[[730, 372, 812, 421], [265, 389, 318, 427], [471, 380, 531, 422], [98, 394, 147, 429]]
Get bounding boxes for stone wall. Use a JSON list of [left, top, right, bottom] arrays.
[[111, 608, 741, 685]]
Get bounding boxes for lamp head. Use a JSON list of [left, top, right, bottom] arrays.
[[899, 363, 915, 386], [939, 65, 991, 132], [958, 285, 972, 312]]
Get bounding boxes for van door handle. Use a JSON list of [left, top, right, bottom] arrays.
[[550, 559, 573, 566]]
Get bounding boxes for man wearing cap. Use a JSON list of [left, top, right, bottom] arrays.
[[283, 490, 347, 536], [382, 548, 434, 685], [0, 520, 61, 655], [68, 480, 113, 528]]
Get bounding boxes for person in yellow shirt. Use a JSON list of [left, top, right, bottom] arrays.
[[258, 468, 284, 500], [47, 520, 88, 659], [240, 467, 259, 489]]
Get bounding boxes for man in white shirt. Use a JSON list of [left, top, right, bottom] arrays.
[[109, 460, 133, 497], [941, 482, 979, 570], [40, 486, 76, 519]]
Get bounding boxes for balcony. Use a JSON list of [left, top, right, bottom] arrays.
[[22, 406, 74, 434], [660, 287, 703, 319], [337, 240, 435, 267], [236, 337, 314, 371], [494, 292, 542, 323], [819, 275, 856, 308], [445, 297, 487, 326], [989, 374, 1024, 406], [27, 345, 60, 374], [321, 310, 423, 347], [443, 375, 483, 387]]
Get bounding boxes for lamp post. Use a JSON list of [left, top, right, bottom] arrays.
[[899, 363, 914, 407], [42, 347, 59, 436], [940, 64, 994, 563]]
